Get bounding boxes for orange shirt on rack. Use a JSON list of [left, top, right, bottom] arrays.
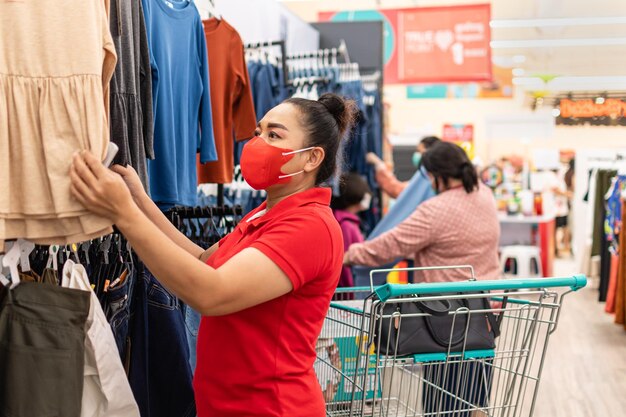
[[196, 18, 256, 184]]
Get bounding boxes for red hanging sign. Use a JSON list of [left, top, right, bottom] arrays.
[[319, 4, 492, 84], [442, 124, 475, 159], [442, 124, 474, 143]]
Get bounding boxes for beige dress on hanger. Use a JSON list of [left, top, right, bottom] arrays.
[[0, 0, 118, 250]]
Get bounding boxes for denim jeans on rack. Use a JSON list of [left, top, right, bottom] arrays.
[[182, 303, 201, 373], [105, 262, 136, 360], [128, 267, 196, 417]]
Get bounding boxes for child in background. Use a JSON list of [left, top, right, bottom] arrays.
[[331, 172, 372, 288]]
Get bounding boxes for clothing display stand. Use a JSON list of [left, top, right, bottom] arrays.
[[165, 204, 243, 221], [244, 40, 288, 86]]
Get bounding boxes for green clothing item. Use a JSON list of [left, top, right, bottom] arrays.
[[0, 282, 89, 416], [19, 268, 58, 285]]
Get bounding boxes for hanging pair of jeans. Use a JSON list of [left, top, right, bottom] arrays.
[[104, 261, 136, 359], [128, 266, 196, 417], [0, 281, 89, 417], [182, 302, 201, 373]]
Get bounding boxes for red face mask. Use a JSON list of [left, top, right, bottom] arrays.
[[240, 136, 314, 190]]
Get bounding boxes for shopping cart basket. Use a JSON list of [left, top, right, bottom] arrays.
[[314, 265, 587, 417]]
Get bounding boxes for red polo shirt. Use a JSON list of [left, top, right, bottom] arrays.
[[193, 187, 343, 417]]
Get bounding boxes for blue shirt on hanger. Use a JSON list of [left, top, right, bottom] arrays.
[[142, 0, 216, 207], [252, 63, 277, 120]]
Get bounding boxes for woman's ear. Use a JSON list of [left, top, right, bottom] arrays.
[[303, 147, 325, 173]]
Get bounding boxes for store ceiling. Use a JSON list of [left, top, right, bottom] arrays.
[[281, 0, 626, 92], [490, 0, 626, 80]]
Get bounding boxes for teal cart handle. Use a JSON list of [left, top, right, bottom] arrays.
[[374, 275, 587, 303]]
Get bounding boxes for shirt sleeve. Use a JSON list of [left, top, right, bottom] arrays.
[[347, 202, 435, 266], [101, 0, 117, 145], [197, 21, 217, 163], [231, 42, 257, 142], [138, 0, 154, 159], [250, 215, 336, 291], [375, 164, 408, 199]]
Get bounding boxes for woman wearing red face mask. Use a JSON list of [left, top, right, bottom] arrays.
[[70, 93, 357, 417]]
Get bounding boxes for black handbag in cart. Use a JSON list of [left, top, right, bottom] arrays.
[[375, 293, 503, 357]]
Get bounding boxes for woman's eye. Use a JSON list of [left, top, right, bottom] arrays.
[[269, 131, 279, 139]]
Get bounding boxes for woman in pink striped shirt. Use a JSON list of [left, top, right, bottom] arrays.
[[344, 142, 501, 283]]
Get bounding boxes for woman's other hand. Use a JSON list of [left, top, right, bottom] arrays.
[[110, 164, 149, 206], [366, 152, 383, 166], [70, 150, 137, 223], [343, 251, 352, 266]]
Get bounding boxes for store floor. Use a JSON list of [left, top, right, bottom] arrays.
[[530, 258, 626, 417]]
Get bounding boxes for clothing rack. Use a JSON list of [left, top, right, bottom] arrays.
[[165, 205, 243, 247], [287, 48, 338, 61], [586, 154, 626, 175], [285, 43, 355, 87], [165, 205, 243, 220], [286, 39, 350, 64], [290, 76, 332, 86], [244, 40, 288, 86], [588, 154, 626, 162], [361, 70, 382, 83], [6, 232, 135, 300]]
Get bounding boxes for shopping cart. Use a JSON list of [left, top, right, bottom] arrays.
[[314, 265, 587, 417]]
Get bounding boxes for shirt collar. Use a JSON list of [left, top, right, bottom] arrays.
[[246, 209, 267, 223], [240, 187, 331, 230]]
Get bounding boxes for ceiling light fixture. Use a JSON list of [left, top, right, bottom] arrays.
[[490, 16, 626, 28], [513, 76, 626, 91], [491, 37, 626, 49]]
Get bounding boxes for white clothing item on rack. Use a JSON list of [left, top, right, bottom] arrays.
[[62, 260, 140, 417]]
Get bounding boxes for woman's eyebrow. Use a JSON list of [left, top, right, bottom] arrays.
[[267, 122, 289, 131]]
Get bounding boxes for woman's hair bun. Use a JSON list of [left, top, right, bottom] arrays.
[[318, 93, 358, 137]]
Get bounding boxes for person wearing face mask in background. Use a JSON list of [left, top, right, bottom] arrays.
[[69, 93, 358, 417], [366, 136, 441, 199], [345, 141, 501, 284], [330, 172, 372, 289], [351, 137, 442, 288]]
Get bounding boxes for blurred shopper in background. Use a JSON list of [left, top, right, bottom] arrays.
[[366, 136, 441, 198], [331, 172, 371, 289], [345, 141, 500, 283]]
